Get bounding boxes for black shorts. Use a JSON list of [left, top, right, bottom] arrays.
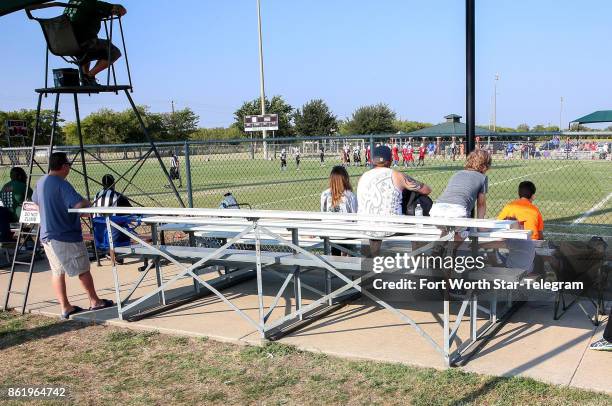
[[80, 38, 121, 63]]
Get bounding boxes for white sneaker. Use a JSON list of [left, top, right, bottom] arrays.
[[589, 338, 612, 351]]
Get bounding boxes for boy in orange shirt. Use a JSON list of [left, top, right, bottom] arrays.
[[498, 181, 544, 240]]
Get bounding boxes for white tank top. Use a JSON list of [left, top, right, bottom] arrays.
[[357, 168, 402, 218]]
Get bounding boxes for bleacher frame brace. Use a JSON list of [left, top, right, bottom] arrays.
[[76, 208, 526, 367]]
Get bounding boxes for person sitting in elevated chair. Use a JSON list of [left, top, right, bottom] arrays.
[[64, 0, 127, 86]]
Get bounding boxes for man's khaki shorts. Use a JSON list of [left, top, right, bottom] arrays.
[[43, 240, 91, 277]]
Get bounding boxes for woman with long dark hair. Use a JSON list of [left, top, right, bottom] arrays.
[[320, 165, 357, 213]]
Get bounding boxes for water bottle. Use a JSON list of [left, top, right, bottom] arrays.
[[415, 203, 423, 228], [415, 203, 423, 217]]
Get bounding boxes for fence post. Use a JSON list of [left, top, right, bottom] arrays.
[[369, 136, 375, 155], [184, 141, 194, 208]]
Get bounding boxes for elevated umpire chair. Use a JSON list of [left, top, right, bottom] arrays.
[[26, 2, 134, 90], [1, 3, 185, 315]]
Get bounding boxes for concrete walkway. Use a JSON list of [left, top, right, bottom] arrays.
[[1, 259, 610, 394]]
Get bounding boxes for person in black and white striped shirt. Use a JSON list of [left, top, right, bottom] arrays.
[[167, 152, 182, 188], [93, 174, 131, 217]]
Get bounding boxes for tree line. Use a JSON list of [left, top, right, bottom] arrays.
[[2, 97, 608, 146]]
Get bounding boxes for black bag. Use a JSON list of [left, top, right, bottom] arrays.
[[552, 237, 607, 283], [401, 190, 433, 216]]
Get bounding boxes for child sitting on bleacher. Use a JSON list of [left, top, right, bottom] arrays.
[[493, 181, 544, 277], [497, 181, 544, 240]]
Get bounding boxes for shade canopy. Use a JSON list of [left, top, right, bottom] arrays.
[[410, 114, 493, 137], [571, 110, 612, 125], [0, 0, 52, 17]]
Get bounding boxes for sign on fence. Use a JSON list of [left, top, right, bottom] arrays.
[[244, 114, 278, 132], [19, 201, 40, 224]]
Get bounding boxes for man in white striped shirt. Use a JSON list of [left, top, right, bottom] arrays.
[[93, 174, 130, 216]]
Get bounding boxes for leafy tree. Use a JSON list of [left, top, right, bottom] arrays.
[[345, 103, 396, 135], [393, 120, 432, 133], [159, 107, 199, 141], [233, 95, 294, 136], [337, 119, 351, 135], [569, 123, 591, 131], [0, 109, 65, 146], [293, 99, 337, 136], [191, 126, 242, 140], [64, 106, 202, 145], [516, 123, 530, 132]]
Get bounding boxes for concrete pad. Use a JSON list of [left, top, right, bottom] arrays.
[[463, 302, 600, 388], [2, 258, 610, 394], [569, 317, 612, 394]]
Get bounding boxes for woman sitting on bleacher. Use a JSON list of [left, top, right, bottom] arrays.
[[320, 166, 357, 213], [320, 166, 358, 256]]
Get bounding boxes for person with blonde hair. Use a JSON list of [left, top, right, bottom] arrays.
[[430, 149, 492, 219], [320, 165, 357, 213]]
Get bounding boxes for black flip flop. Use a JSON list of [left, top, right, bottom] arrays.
[[61, 305, 84, 320], [89, 299, 114, 311]]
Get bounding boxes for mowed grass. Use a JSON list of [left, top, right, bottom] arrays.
[[3, 153, 610, 234], [0, 312, 610, 406]]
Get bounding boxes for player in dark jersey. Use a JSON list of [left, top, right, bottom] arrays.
[[365, 145, 372, 167], [280, 148, 287, 171], [294, 147, 301, 170]]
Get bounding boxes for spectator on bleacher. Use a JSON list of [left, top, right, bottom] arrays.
[[493, 181, 544, 277], [92, 174, 131, 217], [497, 181, 543, 240], [357, 145, 432, 256], [1, 167, 33, 222], [32, 152, 113, 320], [430, 149, 491, 219], [320, 166, 357, 213]]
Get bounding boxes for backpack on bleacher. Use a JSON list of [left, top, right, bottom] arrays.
[[219, 192, 239, 209], [552, 237, 607, 283]]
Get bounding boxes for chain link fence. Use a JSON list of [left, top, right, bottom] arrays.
[[1, 134, 610, 238]]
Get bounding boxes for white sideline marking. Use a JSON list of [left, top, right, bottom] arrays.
[[573, 191, 612, 224], [490, 164, 572, 186]]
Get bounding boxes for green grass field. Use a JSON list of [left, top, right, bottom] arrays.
[[1, 313, 610, 405], [2, 153, 611, 236]]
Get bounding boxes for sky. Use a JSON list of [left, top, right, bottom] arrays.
[[1, 0, 611, 129]]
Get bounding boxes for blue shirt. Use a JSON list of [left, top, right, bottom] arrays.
[[32, 175, 84, 243]]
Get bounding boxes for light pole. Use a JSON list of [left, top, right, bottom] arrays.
[[256, 0, 268, 159], [559, 96, 564, 131], [493, 73, 499, 132]]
